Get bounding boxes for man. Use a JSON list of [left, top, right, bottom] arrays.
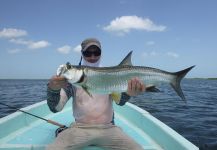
[[46, 38, 146, 150]]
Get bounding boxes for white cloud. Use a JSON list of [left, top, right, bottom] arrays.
[[73, 45, 81, 53], [103, 16, 166, 35], [167, 52, 179, 58], [146, 41, 155, 46], [57, 45, 72, 54], [10, 38, 50, 49], [150, 51, 158, 56], [142, 51, 179, 58], [28, 40, 50, 49], [10, 38, 29, 45], [7, 49, 22, 54], [142, 51, 159, 57], [142, 52, 148, 57], [0, 28, 27, 38]]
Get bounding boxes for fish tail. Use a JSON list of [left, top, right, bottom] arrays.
[[171, 65, 195, 101]]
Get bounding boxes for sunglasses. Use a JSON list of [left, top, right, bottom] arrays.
[[82, 50, 101, 57]]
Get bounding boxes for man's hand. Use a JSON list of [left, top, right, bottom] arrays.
[[48, 76, 68, 91], [127, 77, 146, 96]]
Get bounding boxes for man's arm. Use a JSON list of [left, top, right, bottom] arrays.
[[47, 76, 73, 113], [47, 87, 61, 113], [113, 77, 146, 106]]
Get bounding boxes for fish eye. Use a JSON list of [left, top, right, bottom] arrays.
[[66, 62, 71, 69]]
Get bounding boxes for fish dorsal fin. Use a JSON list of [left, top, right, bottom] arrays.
[[118, 51, 133, 66]]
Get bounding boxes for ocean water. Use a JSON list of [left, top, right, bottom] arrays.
[[0, 79, 216, 149]]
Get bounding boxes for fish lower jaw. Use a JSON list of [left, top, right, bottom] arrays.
[[66, 78, 79, 84]]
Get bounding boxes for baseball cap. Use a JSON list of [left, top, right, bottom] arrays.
[[81, 38, 101, 52]]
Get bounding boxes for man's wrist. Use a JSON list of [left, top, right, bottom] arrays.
[[122, 92, 131, 99], [47, 84, 61, 93], [125, 91, 133, 97]]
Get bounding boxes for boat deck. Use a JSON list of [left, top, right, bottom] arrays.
[[0, 100, 198, 150]]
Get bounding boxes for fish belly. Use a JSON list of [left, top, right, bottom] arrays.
[[85, 69, 173, 94]]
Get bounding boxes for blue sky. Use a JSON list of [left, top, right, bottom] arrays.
[[0, 0, 216, 79]]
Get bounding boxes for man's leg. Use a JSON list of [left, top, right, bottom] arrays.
[[98, 126, 143, 150], [46, 126, 93, 150]]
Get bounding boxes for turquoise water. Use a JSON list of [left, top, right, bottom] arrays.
[[0, 79, 217, 149]]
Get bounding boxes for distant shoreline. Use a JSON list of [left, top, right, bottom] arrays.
[[187, 78, 217, 80], [0, 79, 49, 80], [0, 78, 217, 80]]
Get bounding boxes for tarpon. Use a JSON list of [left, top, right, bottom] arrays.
[[58, 51, 195, 101]]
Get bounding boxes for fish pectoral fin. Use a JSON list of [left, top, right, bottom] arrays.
[[146, 85, 160, 92], [111, 92, 121, 104], [82, 86, 92, 97]]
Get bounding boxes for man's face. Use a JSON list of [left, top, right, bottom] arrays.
[[82, 46, 101, 63]]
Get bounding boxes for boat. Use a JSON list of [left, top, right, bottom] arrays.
[[0, 98, 199, 150]]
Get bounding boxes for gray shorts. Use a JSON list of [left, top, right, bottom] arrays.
[[46, 123, 143, 150]]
